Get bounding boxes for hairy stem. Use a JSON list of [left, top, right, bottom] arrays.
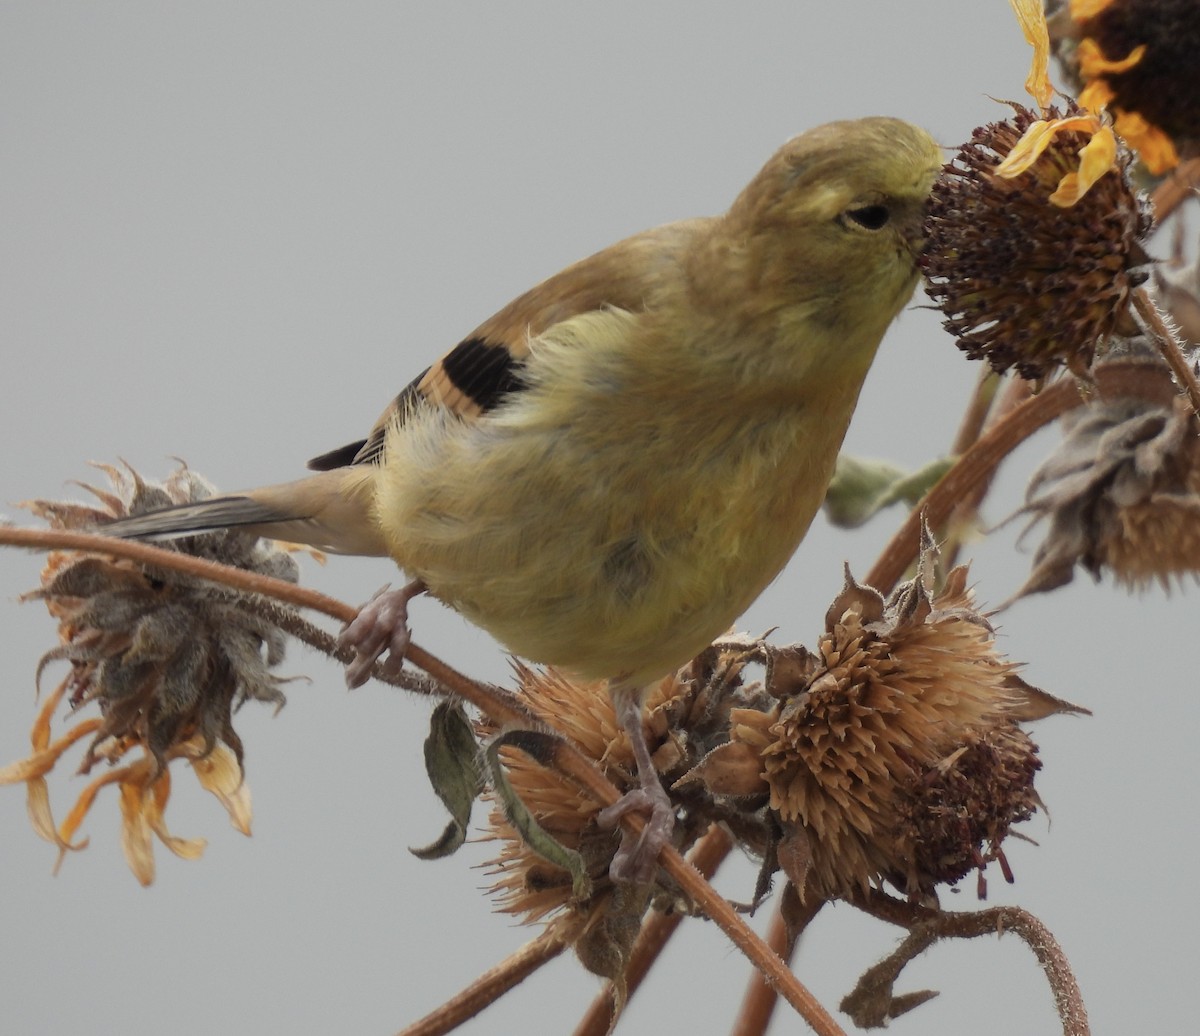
[[573, 825, 734, 1036], [1133, 286, 1200, 418], [730, 887, 825, 1036], [841, 903, 1089, 1036]]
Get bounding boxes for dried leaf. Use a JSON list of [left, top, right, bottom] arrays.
[[410, 702, 484, 860]]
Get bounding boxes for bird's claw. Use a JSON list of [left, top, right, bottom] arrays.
[[337, 580, 425, 688], [597, 779, 675, 885]]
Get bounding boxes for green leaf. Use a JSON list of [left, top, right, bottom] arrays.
[[823, 453, 956, 528], [410, 702, 485, 860], [484, 730, 592, 902]]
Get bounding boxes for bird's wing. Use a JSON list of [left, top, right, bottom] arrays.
[[306, 219, 706, 471]]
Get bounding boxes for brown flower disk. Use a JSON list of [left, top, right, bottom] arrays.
[[922, 104, 1152, 379]]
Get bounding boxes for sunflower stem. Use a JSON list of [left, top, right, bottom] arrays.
[[1133, 287, 1200, 418], [841, 900, 1089, 1036], [395, 926, 570, 1036], [1150, 156, 1200, 223], [729, 885, 826, 1036], [573, 825, 733, 1036]]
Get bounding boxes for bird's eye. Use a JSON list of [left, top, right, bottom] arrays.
[[843, 204, 891, 231]]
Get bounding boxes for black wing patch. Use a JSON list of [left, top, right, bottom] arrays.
[[305, 337, 525, 472], [307, 440, 369, 471], [440, 337, 525, 412]]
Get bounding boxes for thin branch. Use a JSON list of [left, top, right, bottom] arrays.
[[396, 926, 570, 1036], [941, 373, 1030, 572], [865, 377, 1084, 594], [730, 886, 825, 1036], [1, 526, 847, 1035], [948, 368, 1005, 458], [573, 825, 734, 1036], [1133, 286, 1200, 418]]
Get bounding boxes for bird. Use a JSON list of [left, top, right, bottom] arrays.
[[101, 116, 942, 883]]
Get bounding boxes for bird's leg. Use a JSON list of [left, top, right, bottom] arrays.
[[338, 579, 427, 688], [596, 684, 675, 884]]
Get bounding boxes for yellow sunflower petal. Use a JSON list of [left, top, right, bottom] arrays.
[[26, 777, 67, 847], [146, 770, 208, 861], [995, 115, 1102, 178], [0, 735, 82, 783], [1009, 0, 1055, 108], [1112, 110, 1180, 175], [30, 678, 69, 751], [187, 741, 253, 836], [119, 778, 156, 886], [56, 762, 141, 853], [1079, 78, 1117, 114], [995, 119, 1058, 177], [1050, 125, 1119, 205], [1077, 38, 1146, 77]]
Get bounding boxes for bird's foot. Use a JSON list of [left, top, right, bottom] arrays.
[[597, 777, 675, 885], [596, 687, 676, 884], [338, 579, 426, 688]]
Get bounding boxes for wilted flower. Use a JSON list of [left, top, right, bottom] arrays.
[[1015, 346, 1200, 594], [0, 463, 303, 883], [923, 102, 1152, 379], [479, 655, 771, 983], [692, 556, 1082, 902], [1052, 0, 1198, 173]]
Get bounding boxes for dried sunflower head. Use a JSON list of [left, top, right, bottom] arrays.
[[479, 654, 772, 983], [923, 102, 1153, 380], [693, 555, 1082, 902], [1015, 344, 1200, 594], [0, 463, 303, 883], [1052, 0, 1198, 173]]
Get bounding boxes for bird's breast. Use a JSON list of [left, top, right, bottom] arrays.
[[375, 388, 839, 685]]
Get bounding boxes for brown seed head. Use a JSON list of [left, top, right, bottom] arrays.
[[3, 463, 300, 882], [923, 102, 1152, 380], [727, 561, 1065, 901]]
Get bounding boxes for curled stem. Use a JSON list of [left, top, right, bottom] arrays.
[[841, 902, 1089, 1036]]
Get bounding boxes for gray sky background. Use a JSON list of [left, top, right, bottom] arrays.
[[2, 4, 1194, 1034]]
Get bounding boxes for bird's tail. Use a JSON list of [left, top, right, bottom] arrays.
[[101, 468, 389, 557]]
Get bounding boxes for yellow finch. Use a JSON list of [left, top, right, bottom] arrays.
[[104, 117, 941, 881]]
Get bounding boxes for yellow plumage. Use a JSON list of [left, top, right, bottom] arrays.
[[105, 116, 941, 880]]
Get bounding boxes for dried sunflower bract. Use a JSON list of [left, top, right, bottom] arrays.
[[696, 554, 1083, 902], [1015, 347, 1200, 594], [0, 463, 304, 884]]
